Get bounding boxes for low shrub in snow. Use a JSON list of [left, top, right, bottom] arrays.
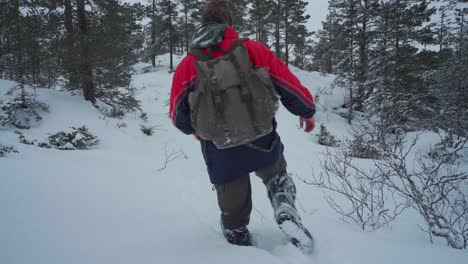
[[0, 144, 18, 157], [0, 83, 49, 129], [96, 86, 140, 118], [140, 125, 156, 136], [47, 126, 99, 150], [306, 131, 468, 249], [316, 124, 339, 147], [140, 124, 165, 136], [116, 122, 127, 128], [16, 126, 98, 150], [428, 132, 467, 164], [139, 112, 148, 122], [345, 133, 381, 159], [107, 107, 126, 118]]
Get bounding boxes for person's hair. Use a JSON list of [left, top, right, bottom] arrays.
[[201, 0, 233, 26]]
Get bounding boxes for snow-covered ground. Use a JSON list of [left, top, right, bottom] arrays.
[[1, 55, 468, 264]]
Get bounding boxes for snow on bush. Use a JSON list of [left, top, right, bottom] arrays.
[[48, 126, 99, 150], [307, 130, 468, 249], [16, 126, 98, 150], [316, 124, 339, 147], [345, 128, 381, 159], [0, 83, 49, 129], [0, 144, 18, 157]]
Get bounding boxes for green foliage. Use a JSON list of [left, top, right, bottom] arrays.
[[0, 0, 143, 113], [313, 0, 466, 132], [427, 43, 468, 136]]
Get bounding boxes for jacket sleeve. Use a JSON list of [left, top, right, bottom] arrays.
[[169, 56, 198, 135], [245, 40, 316, 118]]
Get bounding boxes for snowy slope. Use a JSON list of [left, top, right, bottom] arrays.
[[1, 55, 468, 264]]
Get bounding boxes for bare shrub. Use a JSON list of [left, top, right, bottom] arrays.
[[307, 126, 468, 249], [373, 135, 468, 249], [302, 147, 407, 231], [345, 124, 381, 159], [155, 143, 185, 173]]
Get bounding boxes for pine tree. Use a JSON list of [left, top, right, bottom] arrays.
[[180, 0, 202, 52], [229, 0, 250, 35], [428, 42, 468, 136], [282, 0, 310, 66], [315, 0, 437, 129], [371, 0, 436, 130], [248, 0, 275, 45], [159, 0, 177, 71], [77, 0, 96, 103]]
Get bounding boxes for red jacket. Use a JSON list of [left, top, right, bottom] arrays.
[[169, 27, 315, 135], [169, 26, 316, 184]]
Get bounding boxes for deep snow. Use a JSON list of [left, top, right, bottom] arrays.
[[1, 54, 468, 264]]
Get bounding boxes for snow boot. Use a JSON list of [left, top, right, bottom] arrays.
[[221, 221, 252, 246], [266, 172, 314, 253]]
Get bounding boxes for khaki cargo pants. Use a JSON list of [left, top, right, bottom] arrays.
[[215, 155, 287, 229]]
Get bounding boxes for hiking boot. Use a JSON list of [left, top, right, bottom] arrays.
[[221, 222, 252, 246], [277, 211, 314, 253], [266, 173, 314, 253], [266, 172, 298, 221]]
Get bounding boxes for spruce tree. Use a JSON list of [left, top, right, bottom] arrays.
[[248, 0, 275, 45], [159, 0, 177, 71], [229, 0, 250, 35], [180, 0, 203, 52]]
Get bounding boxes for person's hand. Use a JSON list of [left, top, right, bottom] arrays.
[[193, 132, 201, 141], [300, 116, 316, 133]]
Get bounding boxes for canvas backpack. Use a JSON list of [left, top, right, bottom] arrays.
[[188, 38, 279, 149]]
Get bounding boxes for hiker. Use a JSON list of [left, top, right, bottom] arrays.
[[169, 0, 316, 251]]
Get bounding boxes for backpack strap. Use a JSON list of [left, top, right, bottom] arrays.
[[189, 48, 211, 61], [229, 38, 246, 53], [228, 38, 251, 101]]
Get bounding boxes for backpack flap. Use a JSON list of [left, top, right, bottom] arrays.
[[189, 41, 279, 149]]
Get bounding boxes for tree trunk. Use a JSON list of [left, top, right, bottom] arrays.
[[77, 0, 96, 104], [64, 0, 74, 72], [459, 12, 464, 54], [169, 4, 174, 71], [184, 0, 189, 52], [284, 4, 289, 66], [274, 1, 281, 58], [440, 10, 445, 51], [13, 0, 23, 80], [356, 0, 369, 112], [348, 0, 357, 124], [151, 0, 156, 67]]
